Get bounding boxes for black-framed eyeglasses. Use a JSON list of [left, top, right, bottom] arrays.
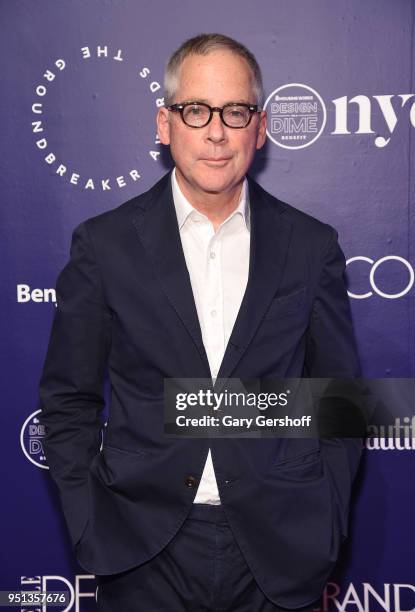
[[166, 101, 260, 129]]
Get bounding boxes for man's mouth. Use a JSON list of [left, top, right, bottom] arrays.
[[202, 157, 232, 164]]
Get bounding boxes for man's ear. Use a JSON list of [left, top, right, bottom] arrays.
[[157, 107, 171, 145], [256, 110, 267, 150]]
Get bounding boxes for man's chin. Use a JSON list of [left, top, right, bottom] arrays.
[[193, 173, 242, 195]]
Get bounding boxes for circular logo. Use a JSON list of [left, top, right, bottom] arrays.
[[264, 83, 326, 150], [346, 256, 414, 299], [31, 45, 163, 192], [20, 410, 48, 469], [21, 409, 107, 469]]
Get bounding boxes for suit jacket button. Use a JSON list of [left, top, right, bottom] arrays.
[[184, 475, 198, 488]]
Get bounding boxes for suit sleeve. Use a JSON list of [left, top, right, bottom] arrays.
[[38, 220, 112, 549], [304, 226, 362, 540]]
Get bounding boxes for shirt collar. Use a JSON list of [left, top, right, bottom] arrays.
[[171, 167, 250, 232]]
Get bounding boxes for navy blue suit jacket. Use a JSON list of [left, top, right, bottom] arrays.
[[39, 170, 361, 608]]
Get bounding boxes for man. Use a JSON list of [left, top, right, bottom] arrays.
[[39, 33, 362, 611]]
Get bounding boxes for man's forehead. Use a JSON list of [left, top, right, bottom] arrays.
[[175, 97, 254, 105]]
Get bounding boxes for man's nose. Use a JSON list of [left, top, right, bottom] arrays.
[[206, 111, 227, 142]]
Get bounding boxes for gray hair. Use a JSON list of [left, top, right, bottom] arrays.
[[163, 33, 264, 108]]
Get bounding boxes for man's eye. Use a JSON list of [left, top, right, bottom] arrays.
[[189, 106, 202, 115]]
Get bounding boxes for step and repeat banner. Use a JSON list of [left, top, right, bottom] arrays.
[[1, 0, 414, 610]]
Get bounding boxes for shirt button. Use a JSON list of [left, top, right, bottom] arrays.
[[211, 309, 217, 317], [184, 475, 198, 488], [210, 251, 216, 259]]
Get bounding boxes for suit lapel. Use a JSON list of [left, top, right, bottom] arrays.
[[216, 176, 293, 382], [131, 172, 211, 374], [131, 171, 293, 382]]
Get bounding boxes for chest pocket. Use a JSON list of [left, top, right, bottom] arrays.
[[264, 285, 307, 320]]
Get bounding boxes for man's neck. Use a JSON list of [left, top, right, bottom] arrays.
[[174, 168, 244, 231]]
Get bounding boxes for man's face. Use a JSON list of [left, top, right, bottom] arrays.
[[157, 50, 267, 200]]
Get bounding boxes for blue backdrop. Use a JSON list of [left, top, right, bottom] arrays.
[[1, 1, 414, 609]]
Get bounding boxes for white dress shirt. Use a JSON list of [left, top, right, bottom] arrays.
[[171, 167, 250, 504]]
